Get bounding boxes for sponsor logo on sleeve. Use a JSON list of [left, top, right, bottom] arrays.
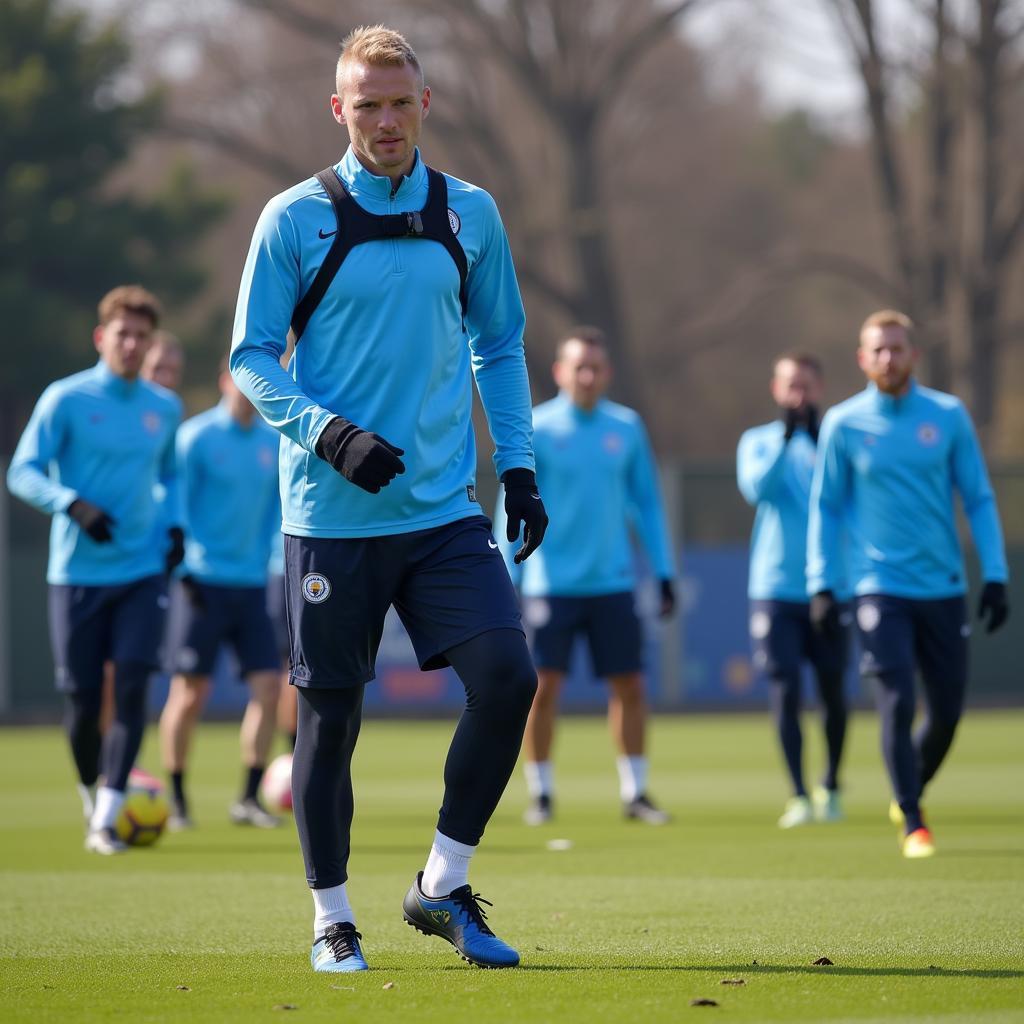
[[447, 208, 461, 235]]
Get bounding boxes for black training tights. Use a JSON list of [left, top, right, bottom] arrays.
[[65, 661, 151, 791], [293, 628, 536, 889]]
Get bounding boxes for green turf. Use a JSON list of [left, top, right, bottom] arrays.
[[1, 710, 1022, 1022]]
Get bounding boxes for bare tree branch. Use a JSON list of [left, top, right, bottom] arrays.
[[159, 116, 307, 181]]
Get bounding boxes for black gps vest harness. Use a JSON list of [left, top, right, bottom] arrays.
[[290, 165, 469, 341]]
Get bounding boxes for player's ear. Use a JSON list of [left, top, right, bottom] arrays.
[[421, 85, 430, 119], [331, 94, 345, 127], [92, 325, 105, 354]]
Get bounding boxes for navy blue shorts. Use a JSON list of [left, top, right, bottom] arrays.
[[285, 515, 523, 689], [48, 574, 168, 694], [168, 580, 281, 677], [749, 599, 850, 681], [854, 594, 968, 685], [266, 573, 290, 663], [522, 592, 642, 678]]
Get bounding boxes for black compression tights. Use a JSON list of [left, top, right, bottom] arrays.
[[293, 628, 536, 890], [65, 661, 150, 792]]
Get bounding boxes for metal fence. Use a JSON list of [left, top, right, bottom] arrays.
[[1, 460, 1021, 718]]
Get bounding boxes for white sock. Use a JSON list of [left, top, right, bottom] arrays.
[[312, 883, 354, 935], [524, 760, 554, 798], [90, 786, 125, 832], [421, 830, 476, 897], [616, 755, 648, 802], [77, 783, 95, 819]]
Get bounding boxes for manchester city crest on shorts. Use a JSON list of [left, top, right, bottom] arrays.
[[448, 208, 461, 235], [301, 573, 332, 604]]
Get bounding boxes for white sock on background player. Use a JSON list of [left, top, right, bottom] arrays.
[[617, 755, 648, 802], [421, 830, 475, 897], [524, 760, 553, 798], [77, 782, 95, 819], [89, 786, 125, 832]]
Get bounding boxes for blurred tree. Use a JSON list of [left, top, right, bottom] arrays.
[[0, 0, 229, 450], [826, 0, 1024, 442]]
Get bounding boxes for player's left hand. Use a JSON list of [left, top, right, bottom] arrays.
[[165, 526, 186, 573], [658, 579, 676, 619], [501, 469, 548, 564], [977, 581, 1009, 634]]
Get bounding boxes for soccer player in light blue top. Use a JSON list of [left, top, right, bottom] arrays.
[[737, 354, 849, 830], [495, 326, 676, 828], [7, 285, 183, 856], [808, 309, 1009, 859], [229, 27, 547, 973], [158, 365, 283, 832]]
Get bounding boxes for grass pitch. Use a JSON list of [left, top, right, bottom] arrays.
[[1, 710, 1022, 1023]]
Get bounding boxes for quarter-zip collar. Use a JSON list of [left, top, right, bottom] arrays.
[[214, 398, 259, 433], [93, 358, 141, 400], [335, 145, 426, 202], [557, 391, 605, 424], [866, 378, 918, 414]]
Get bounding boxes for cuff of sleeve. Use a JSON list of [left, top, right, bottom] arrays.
[[58, 489, 80, 514]]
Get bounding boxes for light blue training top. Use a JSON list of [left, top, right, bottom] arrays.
[[737, 421, 821, 602], [7, 360, 182, 586], [176, 402, 281, 586], [496, 394, 675, 596], [230, 146, 535, 538], [808, 381, 1008, 599]]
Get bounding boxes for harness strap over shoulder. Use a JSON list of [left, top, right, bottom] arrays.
[[290, 165, 468, 342]]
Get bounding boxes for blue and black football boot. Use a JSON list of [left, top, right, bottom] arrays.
[[402, 872, 520, 968], [310, 922, 369, 973]]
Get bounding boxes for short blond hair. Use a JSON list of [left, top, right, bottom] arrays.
[[336, 25, 423, 94], [860, 308, 914, 344]]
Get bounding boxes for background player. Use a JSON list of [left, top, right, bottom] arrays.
[[158, 363, 282, 829], [141, 331, 185, 393], [737, 353, 849, 828], [230, 26, 546, 973], [808, 309, 1010, 858], [496, 326, 676, 826], [7, 285, 183, 854]]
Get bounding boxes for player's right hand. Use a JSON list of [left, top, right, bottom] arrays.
[[501, 468, 548, 564], [315, 416, 406, 494], [809, 590, 839, 637], [68, 498, 115, 543], [977, 581, 1009, 634]]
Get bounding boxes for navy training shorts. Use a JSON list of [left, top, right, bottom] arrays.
[[266, 573, 290, 663], [854, 593, 968, 686], [48, 574, 168, 694], [167, 580, 281, 677], [748, 598, 850, 681], [284, 515, 523, 689], [521, 591, 642, 678]]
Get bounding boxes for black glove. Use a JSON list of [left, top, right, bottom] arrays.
[[180, 574, 206, 611], [659, 579, 676, 619], [977, 581, 1009, 634], [783, 405, 819, 443], [502, 469, 548, 564], [315, 416, 405, 494], [783, 405, 802, 442], [68, 499, 114, 543], [805, 404, 820, 443], [810, 590, 840, 638], [165, 526, 186, 573]]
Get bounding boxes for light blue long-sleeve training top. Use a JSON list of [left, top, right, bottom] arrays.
[[7, 360, 182, 586], [495, 394, 675, 597], [808, 381, 1008, 599], [737, 421, 820, 602], [230, 146, 535, 538], [177, 402, 281, 586]]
